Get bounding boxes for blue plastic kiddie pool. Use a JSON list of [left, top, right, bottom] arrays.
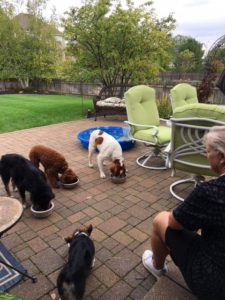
[[77, 126, 135, 151]]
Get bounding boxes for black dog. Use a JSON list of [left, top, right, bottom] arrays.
[[0, 153, 55, 210], [57, 224, 95, 300]]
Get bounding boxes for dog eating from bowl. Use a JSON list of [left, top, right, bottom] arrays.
[[29, 145, 78, 188], [88, 129, 126, 179]]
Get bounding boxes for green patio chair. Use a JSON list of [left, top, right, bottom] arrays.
[[170, 83, 198, 113], [170, 103, 225, 201], [124, 85, 171, 169]]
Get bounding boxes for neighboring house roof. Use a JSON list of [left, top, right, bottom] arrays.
[[14, 13, 31, 31], [14, 13, 62, 36], [14, 13, 67, 59]]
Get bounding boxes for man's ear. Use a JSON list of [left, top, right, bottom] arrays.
[[218, 151, 225, 162]]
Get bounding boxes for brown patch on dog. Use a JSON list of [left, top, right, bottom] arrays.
[[110, 159, 126, 177], [95, 136, 104, 145], [98, 131, 104, 135], [64, 224, 93, 244]]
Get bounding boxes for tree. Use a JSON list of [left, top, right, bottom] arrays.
[[0, 8, 25, 80], [16, 12, 61, 83], [62, 0, 175, 86], [208, 47, 225, 72], [176, 49, 196, 73], [171, 35, 204, 73], [0, 0, 62, 87], [198, 41, 225, 102]]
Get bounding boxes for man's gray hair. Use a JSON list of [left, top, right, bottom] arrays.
[[203, 126, 225, 153]]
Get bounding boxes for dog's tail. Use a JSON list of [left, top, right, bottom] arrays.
[[74, 273, 86, 300], [29, 151, 40, 168]]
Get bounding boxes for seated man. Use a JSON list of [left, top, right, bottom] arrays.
[[142, 126, 225, 300]]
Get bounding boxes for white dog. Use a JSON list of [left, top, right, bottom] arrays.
[[88, 130, 126, 178]]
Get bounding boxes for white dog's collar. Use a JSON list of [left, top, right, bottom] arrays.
[[74, 231, 89, 238], [67, 231, 89, 247]]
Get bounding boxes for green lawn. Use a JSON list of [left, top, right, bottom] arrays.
[[0, 94, 93, 133]]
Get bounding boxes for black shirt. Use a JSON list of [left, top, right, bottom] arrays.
[[173, 175, 225, 299]]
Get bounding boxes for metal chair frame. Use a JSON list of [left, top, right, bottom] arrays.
[[124, 120, 170, 170], [170, 117, 225, 201]]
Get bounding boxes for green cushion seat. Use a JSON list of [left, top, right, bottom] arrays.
[[133, 126, 171, 145], [173, 103, 225, 121]]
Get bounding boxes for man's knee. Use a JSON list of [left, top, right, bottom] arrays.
[[153, 211, 170, 224], [152, 211, 170, 238]]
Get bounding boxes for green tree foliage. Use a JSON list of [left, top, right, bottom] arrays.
[[207, 47, 225, 73], [0, 0, 62, 86], [172, 35, 204, 73], [62, 0, 175, 85], [177, 49, 195, 73], [0, 8, 24, 79]]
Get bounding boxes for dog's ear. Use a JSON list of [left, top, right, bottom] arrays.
[[64, 235, 73, 244], [87, 224, 93, 236], [95, 137, 103, 145]]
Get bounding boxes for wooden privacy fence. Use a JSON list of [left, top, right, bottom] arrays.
[[0, 77, 225, 104]]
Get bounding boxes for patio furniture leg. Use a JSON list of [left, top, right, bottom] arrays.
[[0, 258, 37, 283]]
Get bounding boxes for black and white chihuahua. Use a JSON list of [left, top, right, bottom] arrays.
[[56, 224, 95, 300]]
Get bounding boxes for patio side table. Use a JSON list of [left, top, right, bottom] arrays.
[[0, 196, 37, 283]]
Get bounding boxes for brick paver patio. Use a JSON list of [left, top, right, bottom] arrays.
[[0, 117, 192, 299]]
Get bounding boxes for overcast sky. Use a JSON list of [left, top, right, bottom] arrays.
[[47, 0, 225, 52]]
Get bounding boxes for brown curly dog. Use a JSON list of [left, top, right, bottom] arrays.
[[29, 145, 78, 188]]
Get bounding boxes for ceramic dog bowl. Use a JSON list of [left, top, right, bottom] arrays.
[[60, 178, 80, 189], [30, 201, 54, 218], [111, 174, 126, 184]]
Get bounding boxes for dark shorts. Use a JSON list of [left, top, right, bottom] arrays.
[[165, 227, 201, 274]]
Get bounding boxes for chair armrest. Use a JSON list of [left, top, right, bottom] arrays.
[[160, 118, 171, 127], [124, 120, 158, 129], [92, 95, 100, 109], [124, 121, 159, 136], [93, 95, 100, 102]]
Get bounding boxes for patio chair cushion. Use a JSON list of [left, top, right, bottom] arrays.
[[170, 83, 198, 112], [133, 126, 171, 145], [125, 85, 160, 126], [96, 97, 126, 107], [173, 103, 225, 121], [125, 85, 171, 170]]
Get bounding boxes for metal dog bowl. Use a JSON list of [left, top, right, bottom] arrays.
[[111, 174, 127, 184], [30, 201, 54, 218], [60, 178, 80, 189], [77, 126, 135, 151]]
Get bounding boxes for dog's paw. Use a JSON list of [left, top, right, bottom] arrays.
[[53, 185, 60, 189], [91, 257, 96, 268], [100, 174, 106, 178], [89, 163, 94, 168], [50, 293, 57, 300], [23, 203, 28, 209]]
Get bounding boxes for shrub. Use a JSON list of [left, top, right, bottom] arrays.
[[156, 93, 172, 119]]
